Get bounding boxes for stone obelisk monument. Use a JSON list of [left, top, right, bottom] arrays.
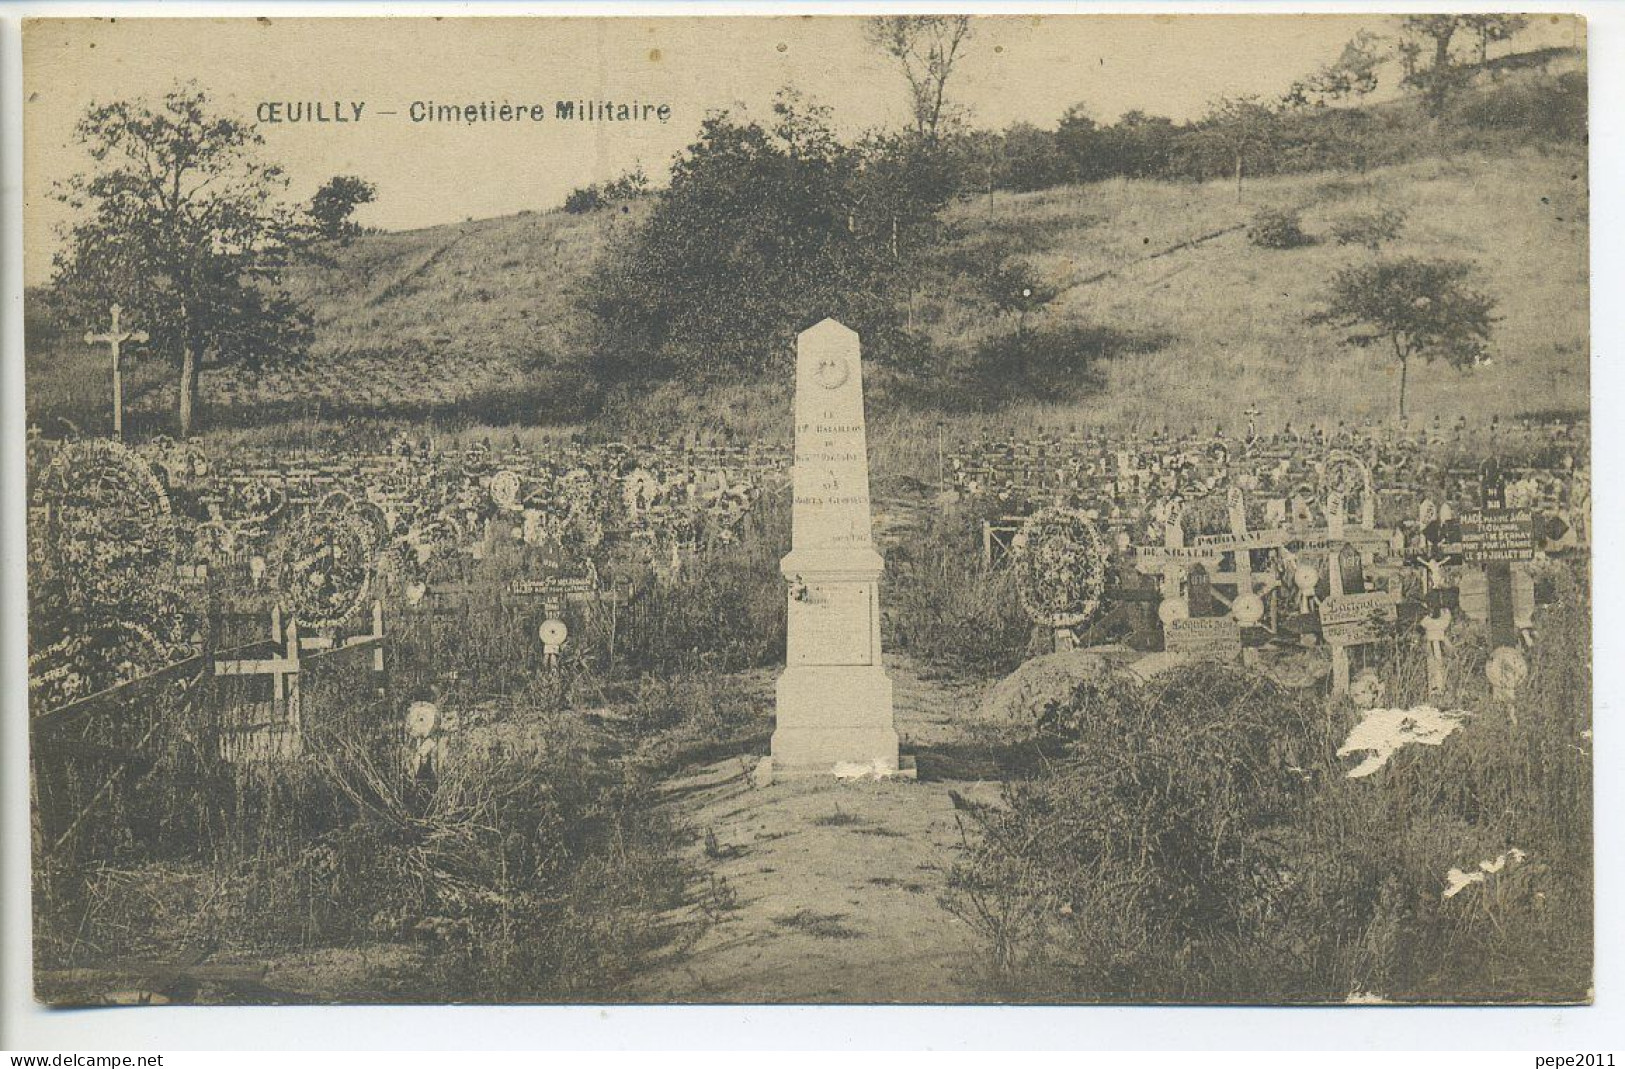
[[769, 319, 910, 779]]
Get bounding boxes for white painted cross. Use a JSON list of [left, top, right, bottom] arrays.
[[84, 304, 148, 440]]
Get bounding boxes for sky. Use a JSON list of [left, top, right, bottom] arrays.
[[22, 14, 1582, 282]]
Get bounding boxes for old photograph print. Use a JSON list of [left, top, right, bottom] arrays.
[[21, 14, 1590, 1005]]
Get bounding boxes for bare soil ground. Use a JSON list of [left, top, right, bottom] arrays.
[[624, 657, 1006, 1004]]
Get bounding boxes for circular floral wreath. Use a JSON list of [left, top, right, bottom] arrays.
[[267, 505, 377, 630], [1012, 506, 1109, 628], [1320, 451, 1372, 502], [490, 469, 523, 511], [32, 439, 177, 615], [36, 437, 172, 526]]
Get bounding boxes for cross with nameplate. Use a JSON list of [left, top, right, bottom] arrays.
[[1461, 459, 1535, 707], [84, 304, 148, 440]]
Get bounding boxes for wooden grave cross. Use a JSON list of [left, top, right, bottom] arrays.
[[1460, 460, 1535, 706], [212, 606, 303, 761], [84, 304, 148, 440], [1318, 542, 1397, 698]]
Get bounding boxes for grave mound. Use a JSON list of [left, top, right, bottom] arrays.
[[977, 647, 1135, 725]]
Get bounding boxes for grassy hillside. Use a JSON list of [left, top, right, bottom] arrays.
[[931, 148, 1587, 432], [26, 146, 1586, 444]]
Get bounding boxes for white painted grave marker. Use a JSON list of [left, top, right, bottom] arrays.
[[84, 304, 148, 440]]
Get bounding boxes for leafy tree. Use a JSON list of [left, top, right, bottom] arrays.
[[583, 92, 902, 387], [996, 122, 1069, 192], [1283, 30, 1384, 108], [1400, 15, 1476, 114], [865, 15, 974, 145], [1054, 103, 1104, 182], [1199, 94, 1281, 198], [850, 130, 959, 259], [980, 258, 1055, 343], [1100, 110, 1180, 180], [1315, 257, 1498, 420], [309, 175, 377, 243], [51, 84, 311, 436]]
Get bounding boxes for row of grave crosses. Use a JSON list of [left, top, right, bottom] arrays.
[[1125, 461, 1538, 705]]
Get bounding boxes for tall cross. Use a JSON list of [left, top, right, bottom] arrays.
[[84, 303, 147, 439]]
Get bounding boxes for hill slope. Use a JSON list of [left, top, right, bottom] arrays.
[[27, 146, 1586, 440]]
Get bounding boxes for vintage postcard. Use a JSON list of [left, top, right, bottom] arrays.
[[19, 13, 1590, 1007]]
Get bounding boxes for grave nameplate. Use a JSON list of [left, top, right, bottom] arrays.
[[509, 576, 596, 596], [1459, 509, 1535, 563], [1318, 592, 1398, 647], [1163, 616, 1242, 658]]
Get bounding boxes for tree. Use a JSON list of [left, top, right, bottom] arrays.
[[52, 84, 311, 436], [1315, 257, 1498, 420], [1055, 103, 1106, 182], [1283, 30, 1384, 109], [850, 130, 960, 259], [865, 15, 973, 145], [1200, 94, 1281, 198], [1399, 15, 1475, 115], [1101, 110, 1179, 180], [996, 122, 1068, 192], [1462, 14, 1529, 67], [309, 175, 377, 243], [583, 92, 901, 386]]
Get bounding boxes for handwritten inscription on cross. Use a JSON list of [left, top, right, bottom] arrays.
[[84, 304, 148, 439]]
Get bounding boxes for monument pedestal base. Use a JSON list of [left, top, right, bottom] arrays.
[[769, 665, 913, 778]]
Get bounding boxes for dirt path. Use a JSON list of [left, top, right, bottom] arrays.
[[626, 657, 1005, 1003]]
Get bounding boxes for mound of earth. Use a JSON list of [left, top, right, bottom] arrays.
[[977, 647, 1136, 724]]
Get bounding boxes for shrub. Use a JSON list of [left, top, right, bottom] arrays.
[[563, 185, 606, 214], [1246, 207, 1311, 249], [1330, 207, 1409, 251], [946, 594, 1592, 1005]]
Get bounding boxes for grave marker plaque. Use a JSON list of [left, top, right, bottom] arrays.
[[1459, 509, 1536, 564], [1318, 592, 1398, 647], [1163, 616, 1242, 659]]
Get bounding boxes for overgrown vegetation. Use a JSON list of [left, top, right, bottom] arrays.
[[945, 566, 1591, 1003], [1331, 206, 1409, 251], [32, 491, 792, 1002], [886, 500, 1033, 676], [1247, 207, 1311, 249]]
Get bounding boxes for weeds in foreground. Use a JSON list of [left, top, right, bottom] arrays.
[[944, 566, 1591, 1003]]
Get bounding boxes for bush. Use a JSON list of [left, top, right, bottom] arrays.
[[946, 592, 1592, 1004], [1246, 207, 1311, 249], [563, 185, 606, 214], [37, 693, 700, 1001], [1331, 207, 1409, 251]]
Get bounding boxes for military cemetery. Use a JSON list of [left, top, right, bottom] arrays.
[[19, 14, 1592, 1010]]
